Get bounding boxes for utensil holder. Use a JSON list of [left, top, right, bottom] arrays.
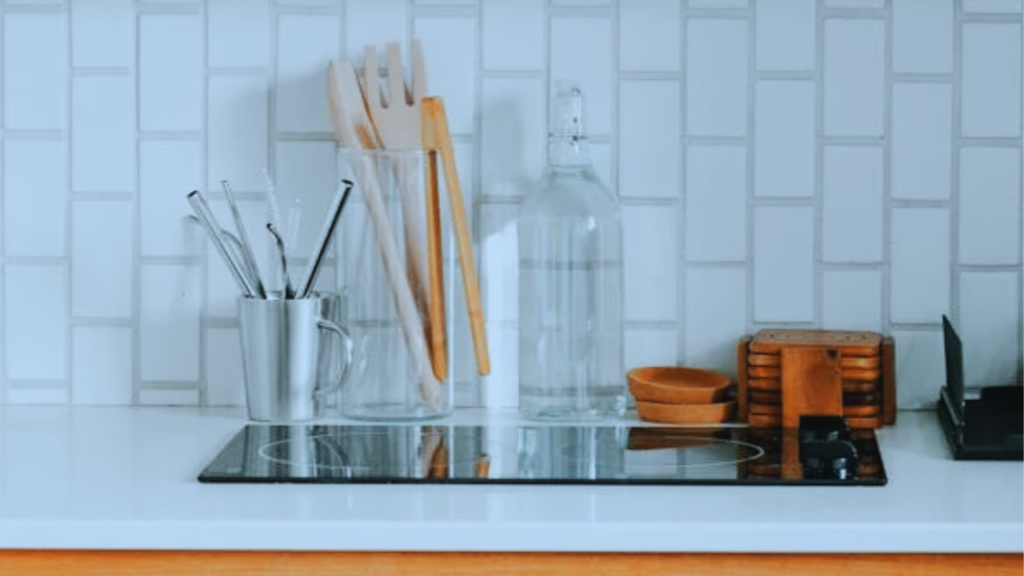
[[331, 147, 456, 421]]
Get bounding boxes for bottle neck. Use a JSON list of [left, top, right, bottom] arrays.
[[547, 133, 591, 169]]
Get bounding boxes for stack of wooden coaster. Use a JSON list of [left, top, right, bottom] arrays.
[[736, 329, 896, 429]]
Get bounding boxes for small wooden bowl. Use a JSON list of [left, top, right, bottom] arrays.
[[636, 399, 736, 425], [627, 367, 731, 404]]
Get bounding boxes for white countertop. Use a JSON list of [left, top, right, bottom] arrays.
[[0, 406, 1020, 553]]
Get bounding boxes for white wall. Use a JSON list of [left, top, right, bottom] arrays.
[[0, 0, 1020, 409]]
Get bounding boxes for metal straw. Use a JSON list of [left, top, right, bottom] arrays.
[[267, 223, 295, 300], [221, 180, 266, 298], [295, 180, 354, 299], [187, 190, 258, 297]]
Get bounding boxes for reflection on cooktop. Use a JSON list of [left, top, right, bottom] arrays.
[[198, 421, 887, 486]]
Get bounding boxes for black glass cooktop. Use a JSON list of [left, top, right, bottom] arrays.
[[198, 415, 886, 486]]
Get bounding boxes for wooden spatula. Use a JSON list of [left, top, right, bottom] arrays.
[[422, 97, 490, 376]]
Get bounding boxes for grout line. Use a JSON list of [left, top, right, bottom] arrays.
[[197, 0, 209, 406], [131, 1, 142, 405], [63, 3, 73, 402], [743, 0, 756, 334], [813, 0, 825, 329], [880, 0, 893, 336], [949, 0, 964, 328], [679, 0, 690, 362], [0, 3, 6, 400], [471, 0, 483, 405]]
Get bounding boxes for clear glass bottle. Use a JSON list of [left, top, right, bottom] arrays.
[[518, 84, 625, 420]]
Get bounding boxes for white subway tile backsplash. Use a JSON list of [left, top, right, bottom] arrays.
[[72, 201, 133, 318], [620, 0, 680, 72], [139, 389, 200, 406], [481, 78, 545, 197], [625, 329, 678, 371], [346, 0, 405, 66], [414, 18, 477, 136], [753, 206, 814, 322], [891, 83, 952, 201], [72, 327, 132, 405], [689, 0, 747, 7], [619, 81, 680, 199], [72, 0, 132, 68], [624, 205, 678, 323], [483, 0, 544, 71], [6, 388, 68, 405], [275, 141, 338, 257], [4, 265, 67, 381], [822, 146, 883, 263], [756, 0, 815, 71], [685, 145, 746, 262], [959, 147, 1022, 265], [962, 23, 1023, 138], [891, 208, 951, 324], [2, 13, 65, 130], [685, 268, 747, 377], [208, 75, 269, 191], [686, 19, 748, 137], [72, 76, 134, 193], [140, 265, 201, 382], [754, 81, 814, 198], [139, 15, 202, 132], [276, 14, 339, 133], [960, 272, 1022, 388], [825, 0, 884, 7], [140, 140, 203, 258], [963, 0, 1023, 12], [3, 140, 66, 257], [590, 142, 614, 191], [823, 19, 885, 137], [206, 328, 245, 406], [892, 0, 953, 74], [552, 17, 613, 135], [822, 269, 882, 331], [208, 0, 269, 69], [893, 328, 944, 409]]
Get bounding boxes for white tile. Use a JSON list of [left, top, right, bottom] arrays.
[[754, 81, 814, 197], [72, 201, 133, 318], [72, 76, 134, 193], [140, 265, 202, 381], [3, 140, 66, 257], [756, 0, 815, 71], [480, 203, 520, 323], [893, 329, 944, 409], [481, 326, 518, 408], [481, 78, 545, 197], [893, 0, 953, 74], [822, 146, 884, 263], [140, 140, 203, 257], [891, 208, 951, 324], [590, 141, 613, 191], [4, 265, 67, 380], [753, 206, 814, 322], [276, 15, 340, 133], [959, 147, 1022, 265], [139, 15, 203, 132], [208, 0, 269, 69], [625, 329, 679, 371], [206, 328, 246, 406], [72, 327, 132, 405], [413, 18, 477, 135], [822, 269, 883, 331], [551, 17, 613, 135], [825, 0, 884, 6], [345, 0, 405, 61], [686, 19, 748, 137], [960, 272, 1022, 388], [891, 83, 953, 200], [552, 0, 608, 4], [483, 0, 544, 71], [208, 76, 269, 191], [685, 145, 746, 262], [689, 0, 747, 6], [416, 0, 479, 4], [139, 389, 200, 406], [624, 205, 678, 322], [962, 24, 1022, 138], [72, 0, 133, 68], [275, 141, 338, 258], [620, 0, 681, 72], [2, 13, 65, 130], [5, 388, 68, 405], [964, 0, 1023, 12], [823, 19, 885, 137], [685, 268, 747, 378], [620, 81, 681, 198]]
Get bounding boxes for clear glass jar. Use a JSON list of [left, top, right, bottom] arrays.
[[517, 84, 625, 420]]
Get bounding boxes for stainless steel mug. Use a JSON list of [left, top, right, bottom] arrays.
[[238, 292, 353, 422]]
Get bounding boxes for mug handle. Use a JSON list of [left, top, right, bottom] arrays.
[[314, 318, 354, 397]]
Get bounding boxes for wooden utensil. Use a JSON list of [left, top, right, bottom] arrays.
[[326, 59, 442, 408], [363, 42, 444, 380], [422, 96, 490, 375]]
